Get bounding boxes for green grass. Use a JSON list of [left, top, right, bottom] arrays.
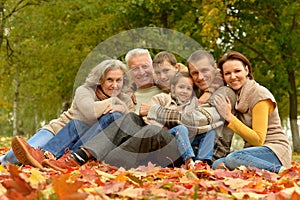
[[292, 152, 300, 162]]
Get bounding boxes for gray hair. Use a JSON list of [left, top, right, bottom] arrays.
[[125, 48, 152, 65], [85, 59, 128, 87], [187, 50, 215, 68]]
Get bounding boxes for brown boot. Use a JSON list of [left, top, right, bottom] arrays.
[[11, 136, 45, 169], [42, 152, 80, 172]]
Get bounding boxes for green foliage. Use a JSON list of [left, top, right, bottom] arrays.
[[0, 0, 298, 139]]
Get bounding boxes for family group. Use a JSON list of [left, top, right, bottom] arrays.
[[0, 48, 291, 174]]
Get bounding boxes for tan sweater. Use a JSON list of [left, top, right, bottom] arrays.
[[229, 79, 291, 168], [134, 86, 163, 114], [43, 85, 134, 135]]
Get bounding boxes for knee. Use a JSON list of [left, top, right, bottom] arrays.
[[176, 125, 189, 134], [99, 112, 122, 122], [110, 112, 122, 119], [223, 151, 244, 170]]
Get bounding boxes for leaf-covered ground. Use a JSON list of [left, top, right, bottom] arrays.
[[0, 137, 300, 200]]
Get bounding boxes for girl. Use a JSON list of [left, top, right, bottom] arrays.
[[213, 51, 291, 173], [147, 72, 216, 169]]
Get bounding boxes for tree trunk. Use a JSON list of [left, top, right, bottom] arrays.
[[287, 69, 300, 152], [13, 79, 19, 136]]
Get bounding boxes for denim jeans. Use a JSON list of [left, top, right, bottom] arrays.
[[1, 129, 54, 166], [168, 125, 195, 162], [43, 112, 122, 158], [191, 129, 215, 161], [212, 146, 282, 173]]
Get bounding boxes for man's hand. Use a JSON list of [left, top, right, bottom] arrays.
[[139, 101, 153, 116], [214, 94, 233, 122], [198, 92, 211, 105], [130, 92, 137, 105]]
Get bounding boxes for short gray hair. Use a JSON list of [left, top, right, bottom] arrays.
[[85, 59, 128, 87], [125, 48, 152, 65], [187, 50, 215, 68]]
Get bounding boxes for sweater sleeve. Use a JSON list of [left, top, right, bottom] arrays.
[[227, 100, 274, 146], [73, 86, 98, 122]]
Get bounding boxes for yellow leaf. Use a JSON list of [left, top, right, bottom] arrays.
[[95, 169, 116, 179], [0, 183, 7, 195], [0, 164, 7, 172], [224, 177, 253, 189], [29, 168, 46, 188], [117, 187, 144, 198]]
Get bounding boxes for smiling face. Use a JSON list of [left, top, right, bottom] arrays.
[[154, 61, 179, 88], [171, 76, 194, 102], [127, 54, 154, 89], [222, 60, 249, 91], [100, 69, 124, 96], [188, 57, 217, 91]]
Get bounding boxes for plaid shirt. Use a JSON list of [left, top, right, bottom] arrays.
[[148, 86, 237, 160]]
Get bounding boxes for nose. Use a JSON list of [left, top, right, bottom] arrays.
[[230, 73, 236, 79], [161, 73, 168, 80], [197, 72, 204, 80], [112, 81, 118, 88], [136, 66, 146, 75]]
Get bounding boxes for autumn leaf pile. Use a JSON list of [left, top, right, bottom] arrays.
[[0, 147, 300, 200]]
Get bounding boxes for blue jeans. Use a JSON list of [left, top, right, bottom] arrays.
[[43, 112, 122, 158], [212, 146, 282, 173], [1, 129, 54, 166], [168, 125, 195, 162], [191, 129, 215, 161]]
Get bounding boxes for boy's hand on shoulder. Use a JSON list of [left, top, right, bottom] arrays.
[[198, 92, 211, 105], [139, 101, 153, 116]]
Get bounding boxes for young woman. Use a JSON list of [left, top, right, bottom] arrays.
[[10, 59, 134, 168], [213, 51, 292, 173]]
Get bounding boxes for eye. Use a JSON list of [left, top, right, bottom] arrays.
[[131, 67, 139, 72], [142, 64, 150, 69], [191, 71, 198, 77]]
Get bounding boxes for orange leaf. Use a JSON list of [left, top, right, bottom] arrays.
[[52, 173, 87, 199]]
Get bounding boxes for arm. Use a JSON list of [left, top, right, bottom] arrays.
[[74, 86, 102, 122], [147, 105, 181, 128], [140, 93, 168, 117], [227, 100, 273, 146], [198, 70, 224, 104]]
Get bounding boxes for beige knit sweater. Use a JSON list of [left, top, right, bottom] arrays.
[[42, 85, 134, 135]]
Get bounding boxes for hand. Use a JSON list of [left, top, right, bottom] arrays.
[[139, 101, 152, 116], [214, 94, 233, 122], [103, 105, 113, 114], [103, 98, 128, 114], [130, 92, 137, 105], [198, 92, 211, 105]]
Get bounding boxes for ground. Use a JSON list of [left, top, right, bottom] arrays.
[[0, 136, 299, 199]]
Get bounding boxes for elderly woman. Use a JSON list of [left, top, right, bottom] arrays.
[[213, 51, 291, 173], [6, 59, 134, 168]]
